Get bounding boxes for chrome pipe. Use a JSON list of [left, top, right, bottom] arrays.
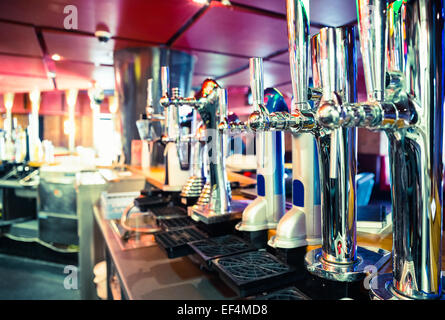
[[249, 58, 265, 112], [316, 26, 358, 265], [146, 78, 154, 116], [287, 0, 309, 107], [357, 0, 387, 101], [161, 67, 181, 142], [384, 0, 444, 300], [209, 88, 232, 213], [305, 25, 390, 283]]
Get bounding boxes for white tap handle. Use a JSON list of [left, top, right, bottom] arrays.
[[249, 57, 264, 111], [161, 66, 169, 97]]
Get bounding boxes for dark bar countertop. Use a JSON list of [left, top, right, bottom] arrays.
[[93, 204, 236, 300]]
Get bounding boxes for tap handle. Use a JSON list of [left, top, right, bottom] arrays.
[[249, 57, 264, 111], [218, 88, 228, 121], [357, 0, 387, 101], [146, 78, 153, 107], [161, 66, 169, 97], [286, 0, 310, 109]]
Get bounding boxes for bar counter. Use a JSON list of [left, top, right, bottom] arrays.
[[93, 203, 236, 300], [94, 167, 444, 300]]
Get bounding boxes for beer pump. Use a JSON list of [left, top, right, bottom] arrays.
[[245, 0, 390, 282], [160, 68, 248, 224], [235, 58, 289, 247], [316, 0, 444, 299]]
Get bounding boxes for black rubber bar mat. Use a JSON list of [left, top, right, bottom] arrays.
[[188, 235, 255, 268], [158, 216, 196, 231], [150, 205, 187, 220], [212, 250, 298, 298], [154, 226, 208, 259]]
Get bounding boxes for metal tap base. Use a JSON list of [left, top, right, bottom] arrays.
[[190, 200, 248, 224], [305, 246, 391, 282], [369, 273, 445, 300]]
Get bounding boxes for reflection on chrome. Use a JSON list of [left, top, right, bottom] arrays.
[[316, 0, 444, 299]]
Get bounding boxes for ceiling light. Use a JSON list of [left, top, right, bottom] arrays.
[[193, 0, 210, 4], [51, 54, 62, 61]]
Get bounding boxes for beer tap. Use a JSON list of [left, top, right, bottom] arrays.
[[160, 69, 248, 224], [179, 112, 208, 206], [316, 0, 444, 299], [153, 66, 191, 187], [245, 0, 391, 282], [250, 0, 322, 252], [136, 78, 164, 142], [234, 58, 288, 246]]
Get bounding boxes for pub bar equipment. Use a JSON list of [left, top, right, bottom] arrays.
[[179, 115, 207, 206], [136, 76, 191, 189], [235, 59, 288, 246], [316, 0, 444, 299], [266, 1, 322, 251], [246, 0, 390, 282], [160, 70, 248, 224], [248, 0, 322, 252], [158, 67, 190, 189]]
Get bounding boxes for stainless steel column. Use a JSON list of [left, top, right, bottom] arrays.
[[370, 0, 445, 300], [316, 0, 444, 298], [317, 26, 358, 265]]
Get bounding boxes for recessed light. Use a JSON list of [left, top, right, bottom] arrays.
[[51, 54, 62, 61]]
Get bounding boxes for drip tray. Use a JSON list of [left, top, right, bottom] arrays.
[[150, 205, 187, 220], [254, 287, 310, 300], [212, 250, 298, 298], [188, 235, 255, 268], [158, 216, 196, 231], [154, 226, 208, 259]]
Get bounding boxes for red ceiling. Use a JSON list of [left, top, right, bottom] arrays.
[[231, 0, 286, 15], [0, 0, 205, 43], [173, 5, 288, 58], [0, 0, 359, 98], [218, 62, 291, 88], [0, 55, 48, 78], [0, 22, 43, 57], [175, 50, 249, 79], [233, 0, 358, 27]]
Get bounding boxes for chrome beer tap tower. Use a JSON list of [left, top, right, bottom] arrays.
[[246, 0, 391, 282], [157, 67, 191, 189], [136, 78, 165, 169], [139, 74, 207, 204], [265, 1, 322, 251], [235, 59, 289, 243], [317, 0, 444, 299], [160, 68, 248, 224]]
